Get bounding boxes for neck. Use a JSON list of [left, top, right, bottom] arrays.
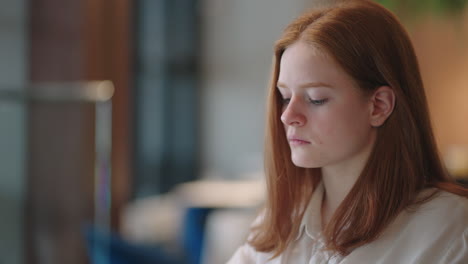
[[321, 166, 359, 228], [320, 133, 376, 227]]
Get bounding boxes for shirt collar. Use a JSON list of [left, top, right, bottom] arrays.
[[296, 181, 324, 240]]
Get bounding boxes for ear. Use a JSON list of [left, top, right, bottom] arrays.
[[369, 86, 395, 127]]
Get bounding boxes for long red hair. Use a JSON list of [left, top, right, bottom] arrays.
[[249, 0, 468, 257]]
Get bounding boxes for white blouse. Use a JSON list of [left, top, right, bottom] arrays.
[[227, 183, 468, 264]]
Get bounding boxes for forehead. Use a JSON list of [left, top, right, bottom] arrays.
[[277, 41, 356, 89]]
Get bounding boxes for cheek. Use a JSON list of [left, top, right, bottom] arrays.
[[308, 114, 335, 145], [341, 113, 372, 148], [321, 105, 369, 142]]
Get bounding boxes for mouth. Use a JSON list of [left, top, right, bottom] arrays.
[[288, 138, 311, 146]]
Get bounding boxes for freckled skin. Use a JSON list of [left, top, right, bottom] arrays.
[[278, 41, 376, 171]]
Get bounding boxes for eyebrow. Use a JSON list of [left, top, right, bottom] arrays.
[[276, 81, 333, 89]]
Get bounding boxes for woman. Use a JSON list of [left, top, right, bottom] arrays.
[[228, 0, 468, 263]]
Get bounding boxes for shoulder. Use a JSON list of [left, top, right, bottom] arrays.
[[398, 189, 468, 242], [410, 189, 468, 229], [226, 243, 256, 264], [390, 190, 468, 262], [345, 190, 468, 263], [226, 243, 275, 264], [415, 190, 468, 262], [226, 211, 275, 264]]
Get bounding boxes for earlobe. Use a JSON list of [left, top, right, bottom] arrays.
[[370, 86, 395, 127]]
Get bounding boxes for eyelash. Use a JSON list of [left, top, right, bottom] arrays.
[[309, 98, 328, 105], [281, 98, 328, 106]]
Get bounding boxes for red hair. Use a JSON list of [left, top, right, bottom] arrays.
[[249, 0, 468, 257]]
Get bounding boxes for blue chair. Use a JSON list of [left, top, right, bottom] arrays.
[[84, 225, 183, 264], [180, 208, 213, 264]]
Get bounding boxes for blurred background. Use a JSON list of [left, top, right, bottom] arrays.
[[0, 0, 467, 263]]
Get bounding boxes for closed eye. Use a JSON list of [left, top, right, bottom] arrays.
[[309, 98, 328, 105]]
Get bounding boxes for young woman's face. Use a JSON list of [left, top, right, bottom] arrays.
[[277, 41, 376, 171]]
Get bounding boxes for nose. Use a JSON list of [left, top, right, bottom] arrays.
[[280, 98, 306, 127]]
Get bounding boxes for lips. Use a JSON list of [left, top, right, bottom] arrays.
[[288, 137, 311, 145]]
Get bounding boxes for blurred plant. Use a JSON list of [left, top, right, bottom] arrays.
[[377, 0, 468, 17]]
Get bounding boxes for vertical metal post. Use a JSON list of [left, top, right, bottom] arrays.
[[93, 99, 113, 264], [0, 80, 114, 264]]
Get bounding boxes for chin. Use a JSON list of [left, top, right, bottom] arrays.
[[291, 156, 322, 168]]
